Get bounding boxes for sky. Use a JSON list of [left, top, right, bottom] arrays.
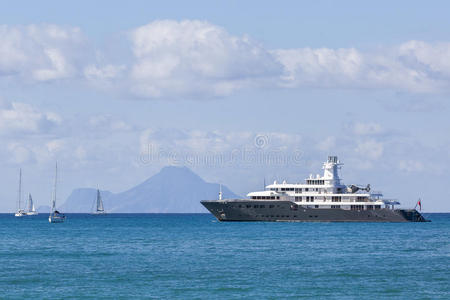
[[1, 0, 450, 212]]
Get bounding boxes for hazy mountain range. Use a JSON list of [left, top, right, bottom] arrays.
[[58, 166, 239, 213]]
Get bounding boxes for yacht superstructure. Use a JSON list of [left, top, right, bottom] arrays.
[[201, 156, 428, 222]]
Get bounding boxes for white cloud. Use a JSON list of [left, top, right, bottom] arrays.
[[0, 101, 61, 135], [2, 21, 450, 98], [126, 20, 282, 98], [355, 139, 384, 160], [84, 64, 126, 89], [46, 139, 65, 154], [7, 143, 34, 164], [0, 24, 86, 81], [273, 41, 450, 93], [274, 47, 363, 87]]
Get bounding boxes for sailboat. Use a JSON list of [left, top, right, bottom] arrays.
[[49, 162, 66, 223], [25, 193, 38, 216], [92, 189, 106, 215], [14, 169, 26, 217]]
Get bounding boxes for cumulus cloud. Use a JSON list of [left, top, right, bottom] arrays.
[[0, 24, 86, 81], [125, 20, 282, 98], [96, 22, 450, 98], [2, 21, 450, 98], [0, 101, 61, 135], [273, 40, 450, 93]]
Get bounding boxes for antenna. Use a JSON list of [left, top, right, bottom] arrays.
[[219, 184, 223, 200], [263, 177, 266, 190]]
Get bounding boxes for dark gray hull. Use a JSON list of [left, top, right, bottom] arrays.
[[201, 200, 428, 222]]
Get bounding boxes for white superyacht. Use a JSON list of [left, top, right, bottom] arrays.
[[201, 156, 428, 222]]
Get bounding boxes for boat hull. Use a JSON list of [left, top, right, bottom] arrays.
[[201, 200, 428, 222], [49, 215, 66, 223], [91, 211, 107, 215]]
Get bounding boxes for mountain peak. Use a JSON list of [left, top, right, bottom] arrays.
[[59, 166, 240, 213], [159, 165, 197, 175]]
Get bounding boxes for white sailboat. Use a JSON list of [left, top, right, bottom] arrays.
[[14, 168, 26, 217], [25, 193, 38, 216], [49, 162, 66, 223], [92, 189, 106, 215]]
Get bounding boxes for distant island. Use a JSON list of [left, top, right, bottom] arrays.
[[59, 166, 239, 213]]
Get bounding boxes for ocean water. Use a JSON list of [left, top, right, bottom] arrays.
[[0, 213, 448, 299]]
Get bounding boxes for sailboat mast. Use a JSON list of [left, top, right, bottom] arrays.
[[51, 162, 57, 213], [18, 168, 22, 211]]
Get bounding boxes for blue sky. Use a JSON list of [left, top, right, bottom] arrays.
[[1, 1, 449, 211]]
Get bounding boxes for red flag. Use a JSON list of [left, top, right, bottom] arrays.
[[417, 200, 422, 211]]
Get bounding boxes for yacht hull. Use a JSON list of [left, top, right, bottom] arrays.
[[201, 200, 428, 222], [49, 215, 66, 223]]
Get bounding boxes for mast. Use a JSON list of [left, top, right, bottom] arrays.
[[219, 184, 222, 200], [51, 162, 57, 213], [17, 168, 22, 212]]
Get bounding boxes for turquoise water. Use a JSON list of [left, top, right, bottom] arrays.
[[0, 213, 448, 299]]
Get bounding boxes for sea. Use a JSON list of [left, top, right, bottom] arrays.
[[0, 213, 448, 299]]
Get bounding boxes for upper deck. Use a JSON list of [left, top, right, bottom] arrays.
[[246, 156, 385, 207]]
